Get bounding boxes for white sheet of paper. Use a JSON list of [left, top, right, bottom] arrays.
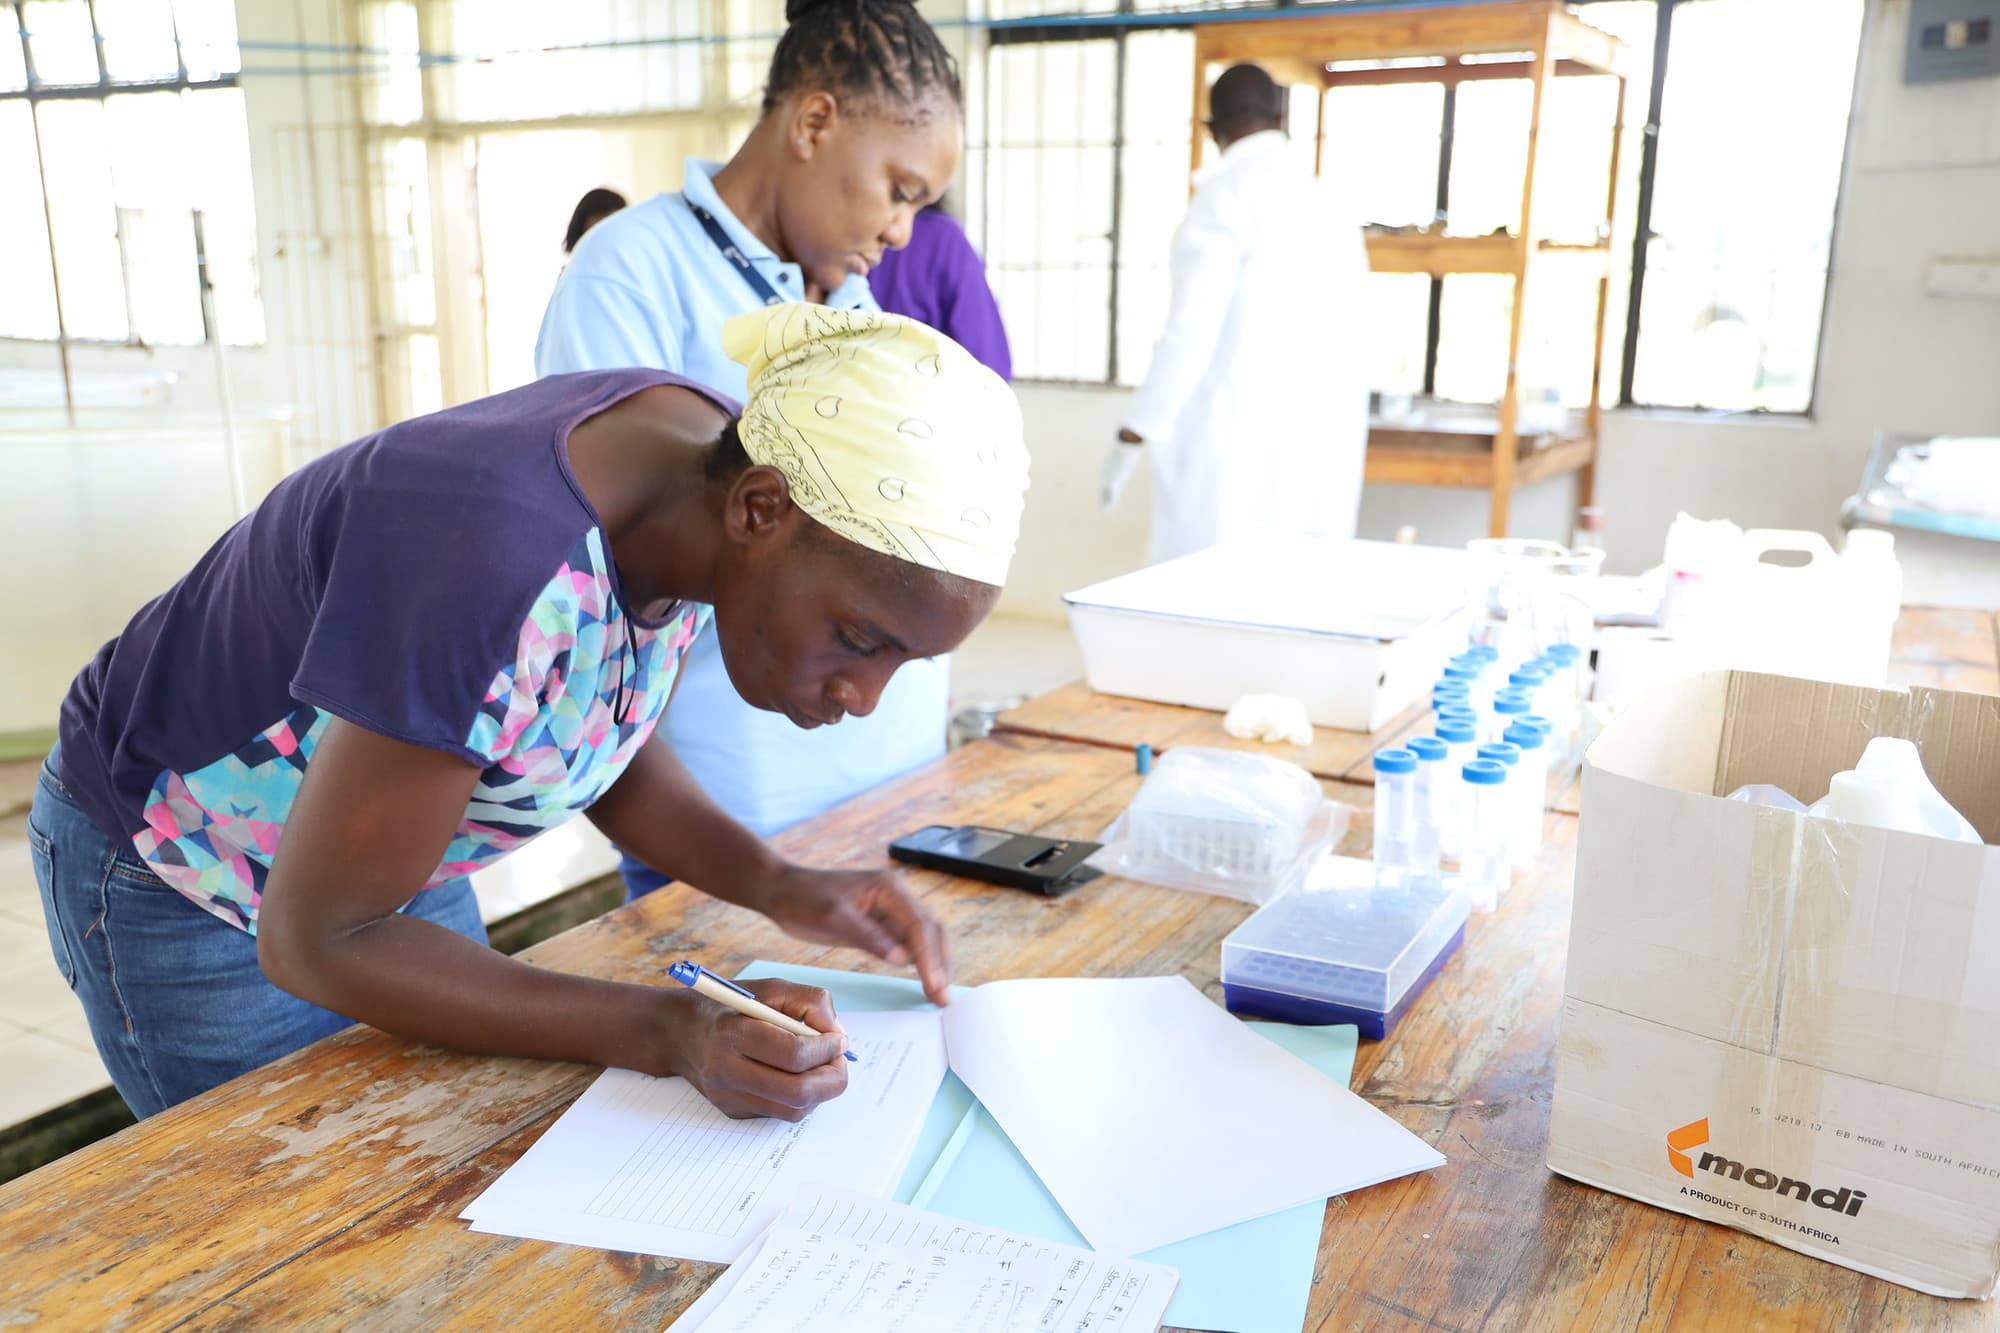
[[672, 1226, 1041, 1333], [940, 975, 1445, 1257], [672, 1188, 1179, 1333], [459, 1009, 947, 1263]]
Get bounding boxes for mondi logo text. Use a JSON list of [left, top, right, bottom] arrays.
[[1665, 1118, 1867, 1217]]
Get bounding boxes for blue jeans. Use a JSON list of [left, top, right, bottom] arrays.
[[618, 849, 672, 902], [27, 744, 486, 1119]]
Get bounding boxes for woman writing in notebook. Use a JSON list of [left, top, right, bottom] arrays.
[[32, 307, 1027, 1121]]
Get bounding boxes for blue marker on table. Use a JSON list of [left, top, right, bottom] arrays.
[[668, 960, 858, 1061]]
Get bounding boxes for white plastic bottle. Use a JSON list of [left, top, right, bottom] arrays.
[[1809, 737, 1981, 843], [1457, 759, 1512, 913], [1406, 736, 1449, 875], [1841, 529, 1902, 683], [1476, 742, 1521, 896], [1504, 721, 1549, 868], [1538, 644, 1586, 753], [1433, 718, 1479, 859], [1372, 748, 1421, 885]]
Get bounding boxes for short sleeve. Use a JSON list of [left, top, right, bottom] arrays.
[[290, 482, 557, 766], [537, 271, 685, 376]]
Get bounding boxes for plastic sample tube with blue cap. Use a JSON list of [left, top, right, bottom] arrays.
[[1405, 736, 1449, 875], [1489, 688, 1533, 745], [1504, 722, 1549, 868], [1432, 718, 1479, 858], [1457, 759, 1511, 913], [1371, 748, 1420, 888], [1478, 742, 1524, 890], [668, 960, 858, 1061]]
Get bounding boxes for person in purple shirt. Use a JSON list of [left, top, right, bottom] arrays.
[[866, 205, 1012, 381]]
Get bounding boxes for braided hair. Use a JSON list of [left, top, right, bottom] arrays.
[[764, 0, 962, 121]]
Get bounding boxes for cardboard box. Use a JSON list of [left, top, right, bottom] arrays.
[[1062, 537, 1472, 734], [1549, 670, 2000, 1298]]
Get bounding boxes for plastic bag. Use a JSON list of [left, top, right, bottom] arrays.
[[1092, 747, 1352, 904]]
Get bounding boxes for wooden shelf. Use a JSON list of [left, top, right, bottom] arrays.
[[1365, 423, 1597, 489], [1367, 233, 1520, 276], [1192, 1, 1626, 74], [1366, 234, 1613, 278], [1191, 0, 1629, 536]]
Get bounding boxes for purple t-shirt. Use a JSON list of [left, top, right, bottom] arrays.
[[867, 209, 1013, 381], [58, 369, 733, 933]]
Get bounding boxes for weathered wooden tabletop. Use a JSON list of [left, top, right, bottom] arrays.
[[991, 679, 1428, 783], [1, 725, 1991, 1329]]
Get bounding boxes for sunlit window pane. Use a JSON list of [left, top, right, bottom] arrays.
[[183, 88, 264, 344], [438, 0, 709, 122], [361, 0, 422, 126], [23, 0, 99, 85], [0, 19, 30, 92], [1631, 0, 1861, 411], [376, 137, 437, 327], [103, 92, 202, 344], [0, 102, 60, 338], [95, 0, 180, 82], [171, 0, 241, 79], [35, 100, 127, 340], [1360, 274, 1431, 396], [1323, 83, 1443, 230], [984, 40, 1117, 382]]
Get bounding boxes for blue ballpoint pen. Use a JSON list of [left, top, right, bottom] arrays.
[[667, 960, 858, 1062]]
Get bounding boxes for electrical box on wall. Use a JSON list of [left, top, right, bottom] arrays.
[[1906, 0, 1999, 82]]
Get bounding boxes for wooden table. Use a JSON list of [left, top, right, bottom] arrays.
[[3, 729, 1989, 1329], [993, 680, 1429, 783]]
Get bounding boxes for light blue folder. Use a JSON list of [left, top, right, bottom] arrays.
[[736, 961, 1358, 1333]]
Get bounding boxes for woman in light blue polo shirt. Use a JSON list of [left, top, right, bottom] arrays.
[[537, 0, 967, 891]]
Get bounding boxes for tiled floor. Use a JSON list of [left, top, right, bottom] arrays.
[[0, 613, 1086, 1130], [0, 791, 107, 1127]]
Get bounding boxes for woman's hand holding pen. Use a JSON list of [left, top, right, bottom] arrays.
[[660, 978, 849, 1121]]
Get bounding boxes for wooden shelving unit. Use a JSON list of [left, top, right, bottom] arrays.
[[1189, 0, 1632, 537]]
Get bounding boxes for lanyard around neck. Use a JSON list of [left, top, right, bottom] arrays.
[[686, 199, 785, 307]]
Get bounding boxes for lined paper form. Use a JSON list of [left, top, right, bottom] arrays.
[[461, 1010, 947, 1263], [671, 1189, 1179, 1333]]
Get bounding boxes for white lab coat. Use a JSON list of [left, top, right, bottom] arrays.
[[1126, 130, 1371, 565]]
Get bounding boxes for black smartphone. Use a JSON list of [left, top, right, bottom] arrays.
[[888, 824, 1103, 896]]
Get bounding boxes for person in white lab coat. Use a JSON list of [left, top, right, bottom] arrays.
[[1100, 63, 1370, 565]]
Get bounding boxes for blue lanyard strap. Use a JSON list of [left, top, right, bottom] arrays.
[[686, 199, 786, 308]]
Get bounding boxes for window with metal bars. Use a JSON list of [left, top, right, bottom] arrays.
[[1, 0, 263, 347], [974, 0, 1862, 415]]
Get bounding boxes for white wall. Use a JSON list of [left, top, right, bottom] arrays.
[[999, 0, 2000, 617]]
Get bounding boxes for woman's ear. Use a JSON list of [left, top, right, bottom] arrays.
[[721, 464, 798, 548], [787, 90, 838, 158]]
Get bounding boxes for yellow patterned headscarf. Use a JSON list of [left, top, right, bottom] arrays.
[[723, 304, 1029, 588]]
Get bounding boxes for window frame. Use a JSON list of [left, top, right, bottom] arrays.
[[982, 0, 1854, 419], [2, 0, 255, 348]]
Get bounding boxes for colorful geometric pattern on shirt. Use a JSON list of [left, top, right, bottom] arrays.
[[132, 528, 708, 932]]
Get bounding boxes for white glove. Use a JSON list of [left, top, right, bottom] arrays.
[[1222, 694, 1315, 746], [1100, 441, 1142, 511]]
